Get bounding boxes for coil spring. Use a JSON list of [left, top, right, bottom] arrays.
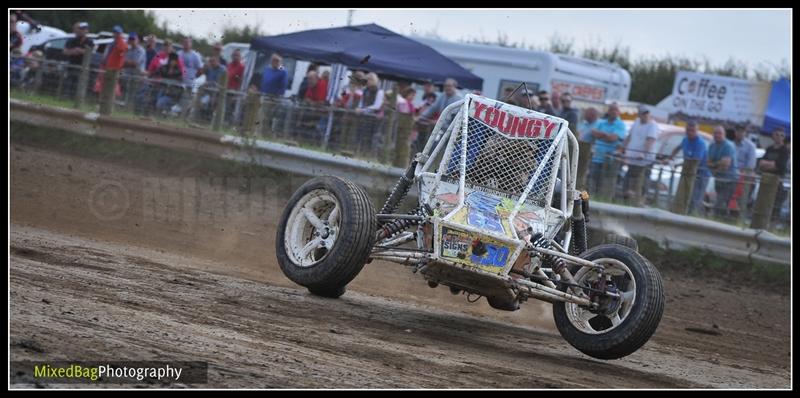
[[376, 206, 427, 241], [531, 233, 567, 274], [569, 218, 588, 256]]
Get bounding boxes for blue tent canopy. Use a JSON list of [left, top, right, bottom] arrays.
[[249, 24, 483, 90], [762, 77, 790, 137]]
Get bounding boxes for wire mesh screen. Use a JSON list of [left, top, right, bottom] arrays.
[[443, 115, 561, 207]]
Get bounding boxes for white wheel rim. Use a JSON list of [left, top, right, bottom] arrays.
[[284, 189, 341, 267], [565, 258, 637, 335]]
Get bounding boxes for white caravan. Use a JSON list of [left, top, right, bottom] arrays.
[[413, 36, 631, 104]]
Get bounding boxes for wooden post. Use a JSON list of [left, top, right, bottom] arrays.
[[74, 50, 93, 109], [212, 72, 228, 132], [99, 69, 120, 115], [576, 140, 592, 192], [380, 91, 397, 163], [241, 91, 262, 137], [750, 173, 780, 230], [627, 165, 647, 206], [393, 113, 414, 167], [671, 158, 699, 215], [33, 61, 44, 93]]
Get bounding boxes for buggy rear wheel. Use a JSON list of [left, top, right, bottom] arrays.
[[552, 244, 664, 359], [275, 176, 376, 298]]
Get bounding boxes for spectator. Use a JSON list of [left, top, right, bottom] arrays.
[[336, 71, 365, 109], [665, 120, 711, 215], [196, 55, 226, 120], [101, 26, 128, 71], [587, 103, 627, 194], [153, 52, 184, 114], [418, 92, 438, 116], [63, 22, 95, 65], [303, 70, 328, 104], [558, 92, 579, 133], [296, 63, 319, 99], [212, 42, 227, 66], [9, 10, 40, 31], [422, 81, 438, 102], [419, 78, 461, 121], [551, 91, 562, 114], [619, 105, 659, 203], [202, 55, 226, 88], [357, 72, 383, 113], [707, 125, 739, 217], [144, 35, 158, 68], [257, 53, 288, 96], [177, 37, 203, 88], [226, 49, 245, 90], [94, 25, 128, 99], [501, 86, 515, 101], [10, 13, 23, 52], [729, 124, 758, 215], [577, 107, 600, 142], [9, 48, 26, 84], [147, 39, 184, 77], [62, 22, 95, 97], [397, 87, 417, 114], [757, 127, 790, 220], [122, 32, 146, 75], [535, 90, 555, 115]]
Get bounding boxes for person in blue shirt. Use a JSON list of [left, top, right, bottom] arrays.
[[707, 125, 738, 217], [259, 53, 288, 96], [587, 103, 627, 194], [666, 120, 711, 215]]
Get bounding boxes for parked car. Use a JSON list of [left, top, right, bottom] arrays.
[[16, 21, 68, 54], [30, 35, 181, 69]]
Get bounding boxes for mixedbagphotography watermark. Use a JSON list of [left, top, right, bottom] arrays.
[[10, 361, 208, 385], [86, 175, 309, 224], [88, 180, 130, 221]]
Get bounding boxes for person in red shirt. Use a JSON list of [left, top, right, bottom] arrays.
[[226, 49, 245, 90], [103, 26, 129, 71], [147, 39, 184, 77], [303, 70, 328, 103]]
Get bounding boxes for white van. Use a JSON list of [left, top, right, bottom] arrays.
[[412, 36, 631, 104]]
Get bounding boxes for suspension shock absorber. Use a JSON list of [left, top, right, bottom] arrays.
[[530, 232, 581, 291], [376, 205, 429, 241], [569, 191, 590, 256], [380, 158, 419, 215]]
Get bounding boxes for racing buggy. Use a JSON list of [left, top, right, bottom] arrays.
[[276, 94, 664, 360]]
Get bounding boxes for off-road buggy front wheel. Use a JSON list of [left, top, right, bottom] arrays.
[[552, 244, 664, 360], [275, 176, 376, 298]]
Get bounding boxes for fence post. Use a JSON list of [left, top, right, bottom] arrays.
[[212, 73, 229, 132], [393, 113, 414, 167], [750, 173, 779, 230], [576, 140, 592, 192], [379, 93, 398, 164], [671, 158, 699, 215], [241, 91, 262, 137], [73, 50, 93, 109], [33, 61, 44, 93], [99, 69, 120, 115], [627, 164, 647, 206]]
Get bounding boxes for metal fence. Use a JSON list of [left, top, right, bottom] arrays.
[[10, 55, 790, 233], [581, 148, 791, 233]]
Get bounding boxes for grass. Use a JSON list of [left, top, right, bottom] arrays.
[[636, 236, 789, 287]]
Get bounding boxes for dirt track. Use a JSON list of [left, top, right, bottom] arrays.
[[9, 131, 792, 388]]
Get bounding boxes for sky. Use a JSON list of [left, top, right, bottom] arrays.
[[153, 9, 791, 71]]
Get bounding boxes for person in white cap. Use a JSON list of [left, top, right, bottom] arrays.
[[62, 21, 95, 97], [618, 104, 659, 204]]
